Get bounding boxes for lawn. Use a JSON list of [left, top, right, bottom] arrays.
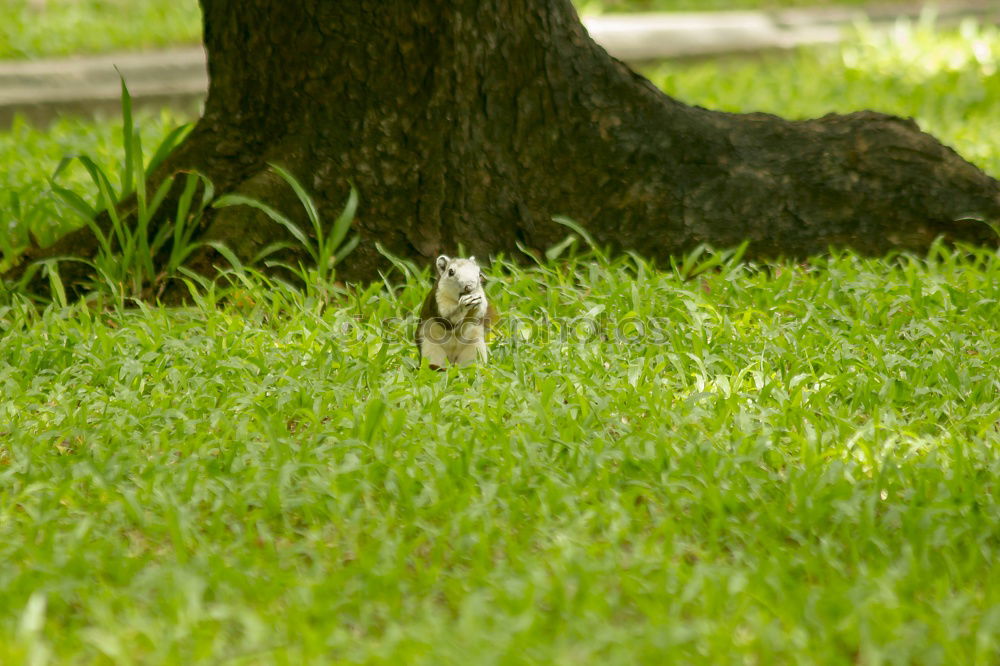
[[1, 17, 999, 666], [1, 0, 202, 60], [3, 243, 997, 664]]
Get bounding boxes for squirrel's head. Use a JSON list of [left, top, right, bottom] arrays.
[[435, 255, 484, 297]]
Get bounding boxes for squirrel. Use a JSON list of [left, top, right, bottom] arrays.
[[415, 255, 498, 369]]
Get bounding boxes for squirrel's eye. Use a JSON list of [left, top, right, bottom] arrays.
[[448, 268, 455, 277]]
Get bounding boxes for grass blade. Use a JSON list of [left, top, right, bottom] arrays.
[[213, 193, 315, 261], [328, 186, 358, 255], [545, 234, 579, 262], [48, 181, 98, 222], [332, 234, 360, 266], [374, 241, 419, 281], [553, 215, 599, 252], [118, 71, 135, 197], [268, 162, 321, 239], [202, 240, 244, 274], [145, 123, 193, 178], [41, 259, 67, 308]]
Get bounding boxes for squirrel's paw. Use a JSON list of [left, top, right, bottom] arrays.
[[459, 293, 483, 308]]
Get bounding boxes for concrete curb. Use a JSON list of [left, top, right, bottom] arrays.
[[0, 48, 207, 126], [589, 0, 998, 60], [1, 0, 997, 127]]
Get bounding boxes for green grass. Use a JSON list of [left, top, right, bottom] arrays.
[[1, 22, 1000, 665], [2, 244, 999, 664], [0, 0, 202, 60], [1, 110, 192, 252], [2, 0, 880, 60]]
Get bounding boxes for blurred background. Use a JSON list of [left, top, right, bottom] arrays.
[[0, 0, 906, 61], [1, 0, 998, 253]]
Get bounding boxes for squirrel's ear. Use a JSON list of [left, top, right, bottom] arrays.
[[468, 255, 476, 264], [435, 255, 450, 275]]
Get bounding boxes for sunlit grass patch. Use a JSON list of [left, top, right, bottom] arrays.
[[0, 0, 202, 59], [1, 242, 999, 663]]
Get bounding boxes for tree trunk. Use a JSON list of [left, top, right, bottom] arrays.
[[10, 0, 1000, 291]]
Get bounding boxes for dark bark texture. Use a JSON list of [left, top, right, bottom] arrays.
[[10, 0, 1000, 290]]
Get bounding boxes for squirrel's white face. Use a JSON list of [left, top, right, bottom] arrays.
[[435, 255, 484, 300]]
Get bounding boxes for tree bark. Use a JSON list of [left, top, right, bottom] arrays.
[[10, 0, 1000, 291]]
